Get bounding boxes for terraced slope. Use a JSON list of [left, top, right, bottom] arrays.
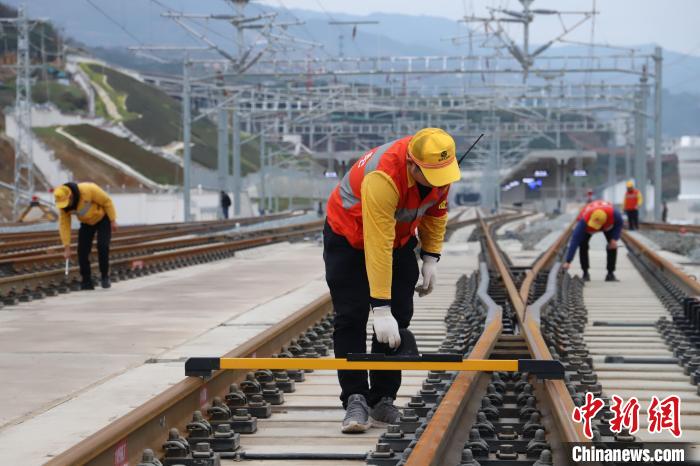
[[34, 127, 147, 189], [81, 63, 260, 175], [62, 124, 181, 185]]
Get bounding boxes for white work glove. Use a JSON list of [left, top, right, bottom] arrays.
[[372, 306, 401, 349], [415, 255, 438, 297]]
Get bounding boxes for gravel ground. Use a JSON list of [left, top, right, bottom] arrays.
[[640, 229, 700, 261], [498, 213, 575, 250]]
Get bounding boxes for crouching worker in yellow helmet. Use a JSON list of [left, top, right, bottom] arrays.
[[54, 182, 117, 290], [562, 200, 624, 282], [324, 128, 460, 433]]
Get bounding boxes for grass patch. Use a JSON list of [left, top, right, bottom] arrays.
[[0, 80, 88, 114], [33, 127, 145, 189], [94, 94, 108, 119], [62, 124, 182, 185], [80, 63, 138, 120], [33, 81, 88, 114]]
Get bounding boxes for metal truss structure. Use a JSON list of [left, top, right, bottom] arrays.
[[133, 0, 663, 219], [0, 6, 41, 220]]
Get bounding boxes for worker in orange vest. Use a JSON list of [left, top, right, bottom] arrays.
[[563, 200, 624, 282], [623, 180, 643, 230], [324, 128, 459, 432]]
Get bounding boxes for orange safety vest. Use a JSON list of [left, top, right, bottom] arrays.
[[326, 136, 449, 250], [578, 200, 615, 233], [624, 188, 641, 211]]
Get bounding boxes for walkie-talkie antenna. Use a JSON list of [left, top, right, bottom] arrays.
[[458, 133, 485, 166]]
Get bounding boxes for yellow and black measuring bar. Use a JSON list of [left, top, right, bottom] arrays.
[[185, 353, 565, 380]]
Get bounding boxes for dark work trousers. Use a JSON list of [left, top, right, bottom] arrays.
[[222, 206, 230, 219], [579, 229, 617, 274], [78, 216, 111, 283], [323, 221, 419, 408], [625, 209, 639, 230]]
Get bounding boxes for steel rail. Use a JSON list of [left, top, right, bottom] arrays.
[[4, 209, 470, 295], [406, 212, 586, 466], [0, 222, 319, 274], [484, 212, 589, 445], [0, 211, 300, 240], [46, 294, 334, 466], [622, 230, 700, 295], [517, 226, 588, 447], [0, 222, 323, 299], [520, 219, 576, 305], [44, 211, 534, 466], [404, 213, 513, 466], [404, 256, 505, 466], [640, 221, 700, 235], [0, 212, 302, 253]]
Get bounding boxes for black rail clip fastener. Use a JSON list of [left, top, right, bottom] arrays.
[[185, 357, 220, 378], [346, 353, 463, 362], [518, 360, 566, 380]]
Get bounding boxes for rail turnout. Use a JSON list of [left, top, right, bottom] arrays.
[[22, 212, 694, 466]]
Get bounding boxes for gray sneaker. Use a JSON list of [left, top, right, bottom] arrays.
[[342, 394, 371, 433], [370, 397, 401, 426]]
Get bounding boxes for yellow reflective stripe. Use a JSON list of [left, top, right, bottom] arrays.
[[394, 201, 437, 223], [76, 201, 92, 217], [218, 357, 519, 372], [338, 176, 359, 208]]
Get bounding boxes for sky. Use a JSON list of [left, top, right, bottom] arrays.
[[257, 0, 700, 57]]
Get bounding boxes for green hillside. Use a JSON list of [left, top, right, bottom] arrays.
[[81, 63, 260, 175], [0, 80, 87, 114], [62, 124, 182, 185]]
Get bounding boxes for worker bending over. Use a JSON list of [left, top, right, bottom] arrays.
[[563, 200, 623, 282], [324, 128, 460, 433], [623, 180, 643, 230], [54, 182, 117, 290]]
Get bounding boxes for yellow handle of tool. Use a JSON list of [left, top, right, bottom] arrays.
[[184, 357, 564, 379], [218, 358, 519, 372]]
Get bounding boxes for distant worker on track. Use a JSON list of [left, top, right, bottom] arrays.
[[563, 200, 623, 282], [54, 182, 117, 290], [662, 201, 668, 223], [324, 128, 460, 433], [220, 191, 232, 219], [623, 180, 642, 230]]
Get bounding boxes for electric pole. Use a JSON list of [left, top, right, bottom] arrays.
[[10, 6, 34, 219]]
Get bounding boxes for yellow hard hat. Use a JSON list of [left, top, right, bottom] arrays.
[[407, 128, 460, 187], [587, 209, 608, 230], [626, 180, 634, 188], [53, 185, 71, 209]]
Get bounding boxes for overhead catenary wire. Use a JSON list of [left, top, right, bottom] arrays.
[[85, 0, 144, 45], [313, 0, 367, 58]]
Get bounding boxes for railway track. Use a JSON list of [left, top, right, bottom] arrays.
[[0, 211, 305, 256], [0, 220, 323, 306], [42, 211, 696, 466], [640, 222, 700, 235], [0, 210, 490, 307]]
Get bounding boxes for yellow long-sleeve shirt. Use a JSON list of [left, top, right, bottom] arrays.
[[58, 183, 117, 246], [361, 170, 448, 300]]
